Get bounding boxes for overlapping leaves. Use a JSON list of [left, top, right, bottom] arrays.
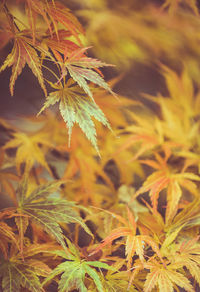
[[91, 207, 162, 269]]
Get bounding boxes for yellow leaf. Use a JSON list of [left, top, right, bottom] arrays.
[[3, 131, 53, 175]]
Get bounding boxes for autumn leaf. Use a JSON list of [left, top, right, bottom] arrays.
[[42, 29, 80, 61], [44, 1, 84, 42], [3, 130, 53, 175], [38, 78, 111, 153], [0, 243, 53, 292], [91, 207, 162, 269], [43, 238, 114, 292], [61, 47, 115, 101], [143, 260, 194, 292], [15, 178, 92, 249], [0, 30, 47, 96], [133, 152, 200, 222], [161, 235, 200, 288], [165, 180, 182, 225], [23, 0, 84, 43], [88, 260, 138, 292], [0, 261, 43, 292], [115, 110, 165, 161], [173, 237, 200, 287]]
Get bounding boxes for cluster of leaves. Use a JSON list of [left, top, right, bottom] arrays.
[[0, 0, 115, 152], [1, 0, 200, 292]]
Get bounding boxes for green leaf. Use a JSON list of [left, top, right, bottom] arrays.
[[43, 240, 113, 292], [58, 263, 87, 292], [84, 264, 103, 292], [38, 79, 111, 153], [16, 179, 92, 249]]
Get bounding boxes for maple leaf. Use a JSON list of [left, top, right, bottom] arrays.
[[0, 261, 44, 292], [3, 130, 53, 175], [43, 238, 114, 292], [0, 243, 53, 292], [0, 0, 86, 96], [60, 47, 116, 102], [38, 78, 111, 153], [115, 108, 165, 161], [173, 237, 200, 287], [90, 207, 162, 269], [133, 152, 200, 222], [143, 260, 194, 292], [0, 29, 47, 96], [15, 178, 92, 250], [161, 235, 200, 287]]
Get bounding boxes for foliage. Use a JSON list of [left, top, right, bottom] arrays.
[[43, 238, 114, 292], [1, 0, 200, 291]]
